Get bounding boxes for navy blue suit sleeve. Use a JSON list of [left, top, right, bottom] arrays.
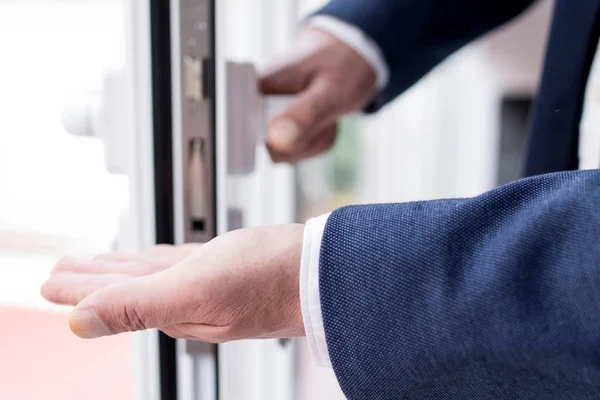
[[320, 171, 600, 399], [315, 0, 535, 112]]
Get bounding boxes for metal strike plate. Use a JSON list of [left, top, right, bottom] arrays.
[[173, 0, 216, 244]]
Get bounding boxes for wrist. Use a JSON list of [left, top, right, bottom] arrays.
[[306, 15, 388, 91], [287, 224, 307, 337]]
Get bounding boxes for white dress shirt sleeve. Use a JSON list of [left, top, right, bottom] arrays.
[[299, 17, 389, 368], [307, 16, 390, 90], [579, 39, 600, 170], [300, 212, 332, 367]]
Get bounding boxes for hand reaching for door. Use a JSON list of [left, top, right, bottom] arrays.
[[260, 27, 377, 163], [41, 225, 305, 342]]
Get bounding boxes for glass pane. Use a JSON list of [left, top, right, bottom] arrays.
[[0, 1, 133, 399]]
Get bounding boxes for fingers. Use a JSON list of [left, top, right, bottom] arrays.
[[52, 243, 201, 276], [258, 27, 378, 164], [147, 243, 202, 255], [269, 124, 337, 164], [160, 325, 205, 341], [41, 271, 134, 306], [42, 243, 204, 333], [68, 270, 189, 338], [161, 323, 233, 344], [267, 78, 341, 154], [160, 322, 299, 344], [294, 126, 337, 161], [259, 60, 312, 95], [52, 256, 165, 277], [258, 28, 327, 95]]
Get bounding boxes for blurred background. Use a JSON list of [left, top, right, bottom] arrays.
[[0, 0, 552, 399]]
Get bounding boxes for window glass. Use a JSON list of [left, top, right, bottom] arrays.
[[0, 1, 133, 399]]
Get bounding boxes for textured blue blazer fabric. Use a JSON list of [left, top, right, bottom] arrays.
[[315, 0, 600, 399], [321, 172, 600, 399]]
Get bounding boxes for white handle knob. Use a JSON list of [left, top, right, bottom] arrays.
[[61, 92, 101, 137]]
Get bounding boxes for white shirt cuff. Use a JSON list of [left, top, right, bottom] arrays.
[[300, 212, 332, 367], [307, 16, 390, 91]]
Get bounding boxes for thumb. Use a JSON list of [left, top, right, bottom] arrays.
[[259, 58, 309, 95], [267, 78, 339, 153], [69, 271, 184, 338]]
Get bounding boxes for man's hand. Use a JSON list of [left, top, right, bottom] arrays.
[[41, 243, 200, 306], [260, 28, 377, 163], [41, 225, 305, 342]]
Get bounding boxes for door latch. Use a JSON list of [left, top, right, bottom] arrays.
[[226, 62, 293, 175]]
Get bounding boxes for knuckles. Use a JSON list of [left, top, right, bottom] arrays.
[[104, 301, 148, 334]]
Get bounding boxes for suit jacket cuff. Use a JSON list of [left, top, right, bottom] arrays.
[[300, 212, 332, 367]]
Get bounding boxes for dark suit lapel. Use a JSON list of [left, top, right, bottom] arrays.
[[525, 0, 600, 176]]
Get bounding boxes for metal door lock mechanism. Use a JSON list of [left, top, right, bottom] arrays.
[[177, 59, 293, 241], [188, 138, 209, 233]]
